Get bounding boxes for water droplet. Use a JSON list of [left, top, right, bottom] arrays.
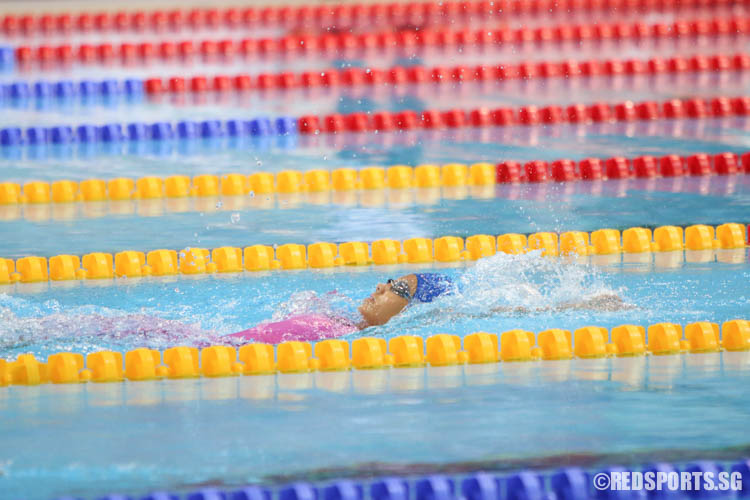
[[216, 201, 223, 208], [230, 213, 240, 224], [256, 160, 262, 166]]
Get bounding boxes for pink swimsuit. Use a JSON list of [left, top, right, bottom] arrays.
[[226, 314, 358, 344]]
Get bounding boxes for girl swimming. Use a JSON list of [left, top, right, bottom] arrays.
[[226, 273, 628, 344], [225, 273, 454, 344]]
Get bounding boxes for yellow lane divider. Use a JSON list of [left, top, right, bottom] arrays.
[[0, 164, 496, 205], [1, 223, 747, 284], [2, 320, 748, 387], [0, 184, 497, 223]]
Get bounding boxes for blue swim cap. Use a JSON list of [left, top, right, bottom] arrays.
[[413, 273, 454, 303]]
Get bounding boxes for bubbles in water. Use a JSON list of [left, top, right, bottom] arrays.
[[382, 252, 627, 332], [272, 290, 358, 323], [0, 297, 217, 360]]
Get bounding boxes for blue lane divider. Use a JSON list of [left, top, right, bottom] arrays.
[[50, 459, 750, 500], [323, 481, 363, 500], [1, 78, 144, 101], [141, 494, 179, 500], [551, 468, 589, 500], [462, 472, 501, 500], [185, 489, 226, 500], [231, 487, 272, 500], [371, 478, 409, 500], [0, 46, 14, 72], [0, 116, 297, 147], [280, 483, 318, 500]]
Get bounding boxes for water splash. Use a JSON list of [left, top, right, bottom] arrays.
[[0, 296, 217, 360], [367, 251, 629, 335], [272, 289, 361, 324], [455, 250, 621, 311]]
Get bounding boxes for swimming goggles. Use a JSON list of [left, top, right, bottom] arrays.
[[387, 279, 412, 301]]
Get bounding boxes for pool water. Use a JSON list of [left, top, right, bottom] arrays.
[[1, 3, 750, 500], [1, 351, 749, 499]]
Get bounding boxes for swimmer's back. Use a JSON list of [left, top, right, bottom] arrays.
[[226, 314, 357, 344]]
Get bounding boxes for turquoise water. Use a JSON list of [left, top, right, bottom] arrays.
[[1, 176, 748, 258], [1, 346, 749, 500], [2, 120, 750, 182]]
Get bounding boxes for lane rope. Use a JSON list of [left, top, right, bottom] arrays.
[[47, 462, 750, 500], [1, 151, 750, 206], [6, 50, 742, 100], [0, 222, 747, 283], [13, 15, 750, 68], [3, 0, 741, 38], [2, 94, 750, 145], [2, 320, 749, 385]]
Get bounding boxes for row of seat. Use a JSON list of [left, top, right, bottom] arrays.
[[1, 223, 746, 284], [4, 320, 749, 387]]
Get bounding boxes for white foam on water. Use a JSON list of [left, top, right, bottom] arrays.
[[0, 294, 216, 359], [376, 251, 630, 332]]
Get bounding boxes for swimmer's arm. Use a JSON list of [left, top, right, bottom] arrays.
[[554, 294, 630, 312], [462, 294, 630, 316]]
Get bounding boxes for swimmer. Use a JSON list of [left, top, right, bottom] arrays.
[[226, 273, 454, 344], [227, 273, 630, 344]]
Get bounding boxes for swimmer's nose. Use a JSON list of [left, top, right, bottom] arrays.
[[375, 283, 387, 294]]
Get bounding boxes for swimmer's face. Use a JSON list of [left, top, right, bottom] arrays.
[[358, 282, 410, 327]]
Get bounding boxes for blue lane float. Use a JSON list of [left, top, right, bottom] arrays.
[[51, 459, 750, 500], [2, 78, 144, 102], [0, 46, 14, 72], [0, 116, 297, 147], [371, 478, 409, 500]]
